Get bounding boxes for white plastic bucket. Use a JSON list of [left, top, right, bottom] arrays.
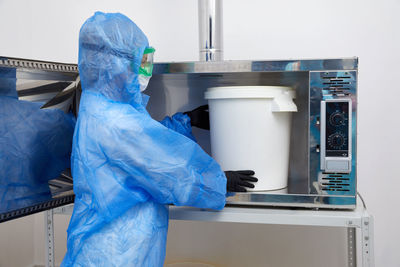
[[205, 86, 297, 191]]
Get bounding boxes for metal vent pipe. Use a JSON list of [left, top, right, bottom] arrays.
[[198, 0, 223, 61]]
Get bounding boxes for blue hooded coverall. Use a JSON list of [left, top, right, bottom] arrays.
[[62, 12, 227, 266], [0, 67, 75, 213]]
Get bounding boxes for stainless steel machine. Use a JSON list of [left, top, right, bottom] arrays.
[[146, 58, 358, 209]]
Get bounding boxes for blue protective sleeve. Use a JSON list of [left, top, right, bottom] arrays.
[[159, 113, 196, 141]]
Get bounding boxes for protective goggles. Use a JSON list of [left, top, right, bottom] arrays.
[[139, 47, 155, 77]]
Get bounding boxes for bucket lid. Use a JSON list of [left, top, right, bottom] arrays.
[[205, 86, 297, 112], [204, 86, 295, 100]]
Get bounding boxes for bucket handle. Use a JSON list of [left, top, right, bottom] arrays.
[[271, 92, 298, 112]]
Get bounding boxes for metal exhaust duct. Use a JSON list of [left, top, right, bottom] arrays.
[[198, 0, 223, 61]]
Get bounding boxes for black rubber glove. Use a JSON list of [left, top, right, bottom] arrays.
[[225, 170, 258, 192], [184, 105, 210, 130]]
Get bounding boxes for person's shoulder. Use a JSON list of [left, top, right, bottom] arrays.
[[91, 102, 145, 130], [81, 92, 131, 114]]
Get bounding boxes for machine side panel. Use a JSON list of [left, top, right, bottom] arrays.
[[309, 71, 357, 198]]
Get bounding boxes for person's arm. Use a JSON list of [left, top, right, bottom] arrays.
[[159, 105, 211, 140], [98, 104, 226, 210], [159, 112, 195, 141]]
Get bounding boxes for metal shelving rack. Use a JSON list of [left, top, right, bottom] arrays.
[[0, 56, 78, 224], [46, 197, 374, 267]]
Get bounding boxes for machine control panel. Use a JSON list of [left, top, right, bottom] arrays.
[[321, 99, 352, 173]]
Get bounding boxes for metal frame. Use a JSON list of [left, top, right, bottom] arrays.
[[0, 195, 74, 223], [48, 198, 374, 267], [0, 56, 358, 75], [152, 57, 358, 73]]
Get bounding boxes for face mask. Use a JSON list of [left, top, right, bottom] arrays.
[[139, 74, 151, 92]]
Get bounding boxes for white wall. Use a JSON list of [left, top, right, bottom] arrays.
[[0, 0, 399, 266], [0, 216, 35, 267]]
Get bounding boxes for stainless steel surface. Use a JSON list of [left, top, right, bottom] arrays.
[[41, 76, 80, 112], [226, 192, 355, 209], [153, 58, 358, 74], [198, 0, 223, 61]]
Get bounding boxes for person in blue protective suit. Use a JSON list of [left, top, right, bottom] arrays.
[[62, 12, 257, 267], [0, 67, 75, 213]]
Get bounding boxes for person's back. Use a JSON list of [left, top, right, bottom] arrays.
[[66, 94, 170, 265]]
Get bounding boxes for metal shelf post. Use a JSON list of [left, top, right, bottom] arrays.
[[45, 209, 55, 267]]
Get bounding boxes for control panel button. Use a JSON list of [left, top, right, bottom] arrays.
[[326, 160, 350, 172], [329, 112, 345, 126], [328, 132, 346, 150]]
